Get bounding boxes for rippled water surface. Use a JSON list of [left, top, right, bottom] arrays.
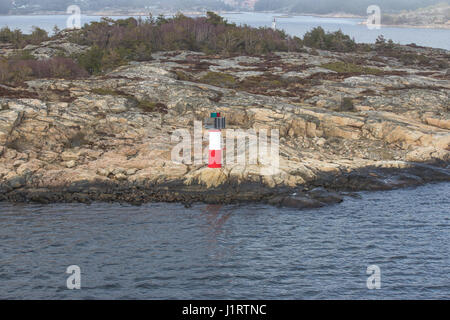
[[1, 183, 449, 299]]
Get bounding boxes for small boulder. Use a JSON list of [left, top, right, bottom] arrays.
[[281, 194, 324, 209], [126, 168, 138, 176], [8, 176, 26, 189], [65, 160, 76, 168], [308, 187, 344, 204], [115, 173, 127, 181]]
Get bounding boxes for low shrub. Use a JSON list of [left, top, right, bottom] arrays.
[[90, 88, 168, 114], [321, 61, 382, 75], [91, 88, 122, 96], [68, 14, 303, 61], [303, 27, 356, 52], [0, 26, 49, 48], [137, 100, 168, 114], [199, 71, 237, 88], [0, 56, 88, 84], [340, 97, 355, 111], [175, 70, 191, 81]]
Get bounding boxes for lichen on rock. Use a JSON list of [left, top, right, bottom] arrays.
[[0, 46, 449, 206]]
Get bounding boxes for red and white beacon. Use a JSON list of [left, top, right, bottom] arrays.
[[206, 112, 226, 169]]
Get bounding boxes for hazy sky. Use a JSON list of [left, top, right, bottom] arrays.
[[1, 0, 448, 14], [22, 0, 446, 5]]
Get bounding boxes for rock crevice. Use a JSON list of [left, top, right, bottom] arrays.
[[0, 49, 449, 206]]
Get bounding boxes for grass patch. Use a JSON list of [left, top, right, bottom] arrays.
[[193, 72, 313, 99], [321, 62, 382, 75], [175, 70, 191, 81], [90, 88, 167, 114], [91, 88, 124, 96], [199, 72, 237, 88], [239, 74, 286, 90]]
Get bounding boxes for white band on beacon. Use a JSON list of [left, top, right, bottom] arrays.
[[209, 130, 221, 151]]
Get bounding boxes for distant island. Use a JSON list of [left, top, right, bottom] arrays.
[[1, 0, 449, 30], [381, 3, 450, 29]]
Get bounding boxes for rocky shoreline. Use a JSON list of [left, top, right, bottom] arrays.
[[1, 160, 449, 208], [1, 42, 449, 208]]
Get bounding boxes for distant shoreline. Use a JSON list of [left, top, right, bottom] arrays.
[[358, 20, 450, 30], [382, 24, 449, 30], [3, 11, 450, 30]]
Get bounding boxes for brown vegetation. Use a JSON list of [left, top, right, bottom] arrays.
[[0, 56, 88, 84]]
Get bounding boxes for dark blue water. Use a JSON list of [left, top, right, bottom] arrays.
[[0, 12, 449, 49], [0, 182, 449, 299]]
